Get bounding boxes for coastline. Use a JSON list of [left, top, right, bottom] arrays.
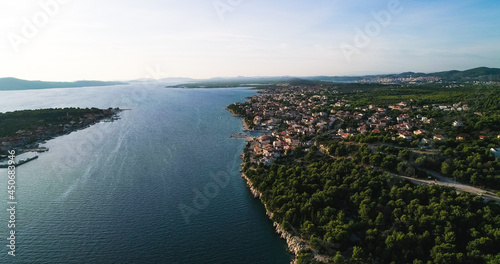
[[230, 102, 306, 263], [241, 118, 251, 131], [226, 107, 251, 131], [241, 169, 307, 264], [0, 108, 124, 160]]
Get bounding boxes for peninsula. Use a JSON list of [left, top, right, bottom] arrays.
[[0, 107, 122, 157], [229, 81, 500, 263]]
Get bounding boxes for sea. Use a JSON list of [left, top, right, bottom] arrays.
[[0, 83, 292, 264]]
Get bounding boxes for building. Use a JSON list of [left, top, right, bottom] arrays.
[[253, 146, 262, 155], [398, 131, 413, 140], [433, 134, 445, 141], [253, 116, 262, 126], [414, 129, 426, 135], [291, 138, 301, 146], [342, 133, 353, 139], [491, 148, 500, 158], [259, 135, 271, 146], [273, 141, 283, 148]]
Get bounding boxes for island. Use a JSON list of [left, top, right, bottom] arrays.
[[0, 77, 126, 91], [229, 81, 500, 264], [0, 107, 122, 160]]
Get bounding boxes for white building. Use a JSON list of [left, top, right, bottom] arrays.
[[491, 148, 500, 158]]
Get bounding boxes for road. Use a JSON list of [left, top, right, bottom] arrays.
[[365, 142, 500, 204], [317, 139, 500, 204], [399, 169, 500, 204]]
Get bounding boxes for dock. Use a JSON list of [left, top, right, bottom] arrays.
[[230, 133, 254, 141], [0, 156, 39, 168], [18, 147, 49, 153]]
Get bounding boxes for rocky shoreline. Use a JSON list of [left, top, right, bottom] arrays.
[[231, 102, 313, 263], [241, 172, 307, 264], [241, 118, 251, 131], [226, 107, 251, 131]]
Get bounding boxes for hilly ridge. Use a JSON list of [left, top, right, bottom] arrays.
[[168, 67, 500, 87], [0, 77, 126, 91], [2, 67, 499, 91]]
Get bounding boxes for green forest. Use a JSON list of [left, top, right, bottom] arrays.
[[0, 107, 113, 138], [244, 150, 500, 263], [328, 83, 500, 111]]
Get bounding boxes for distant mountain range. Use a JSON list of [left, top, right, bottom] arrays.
[[302, 67, 500, 83], [2, 67, 499, 91], [166, 67, 500, 87], [429, 67, 500, 81], [0, 77, 126, 91], [365, 67, 500, 81]]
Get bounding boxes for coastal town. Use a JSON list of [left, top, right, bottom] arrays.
[[229, 82, 500, 264], [0, 107, 122, 159], [230, 84, 500, 167]]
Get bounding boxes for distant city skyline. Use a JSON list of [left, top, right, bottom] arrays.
[[1, 0, 499, 81]]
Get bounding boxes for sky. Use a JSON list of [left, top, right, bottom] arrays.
[[0, 0, 499, 81]]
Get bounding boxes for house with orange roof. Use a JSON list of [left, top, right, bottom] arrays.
[[253, 146, 262, 155], [414, 129, 426, 135], [398, 131, 413, 140], [433, 134, 445, 141]]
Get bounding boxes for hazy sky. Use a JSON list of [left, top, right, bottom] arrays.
[[1, 0, 499, 81]]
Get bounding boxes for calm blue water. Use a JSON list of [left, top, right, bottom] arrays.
[[0, 84, 292, 263]]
